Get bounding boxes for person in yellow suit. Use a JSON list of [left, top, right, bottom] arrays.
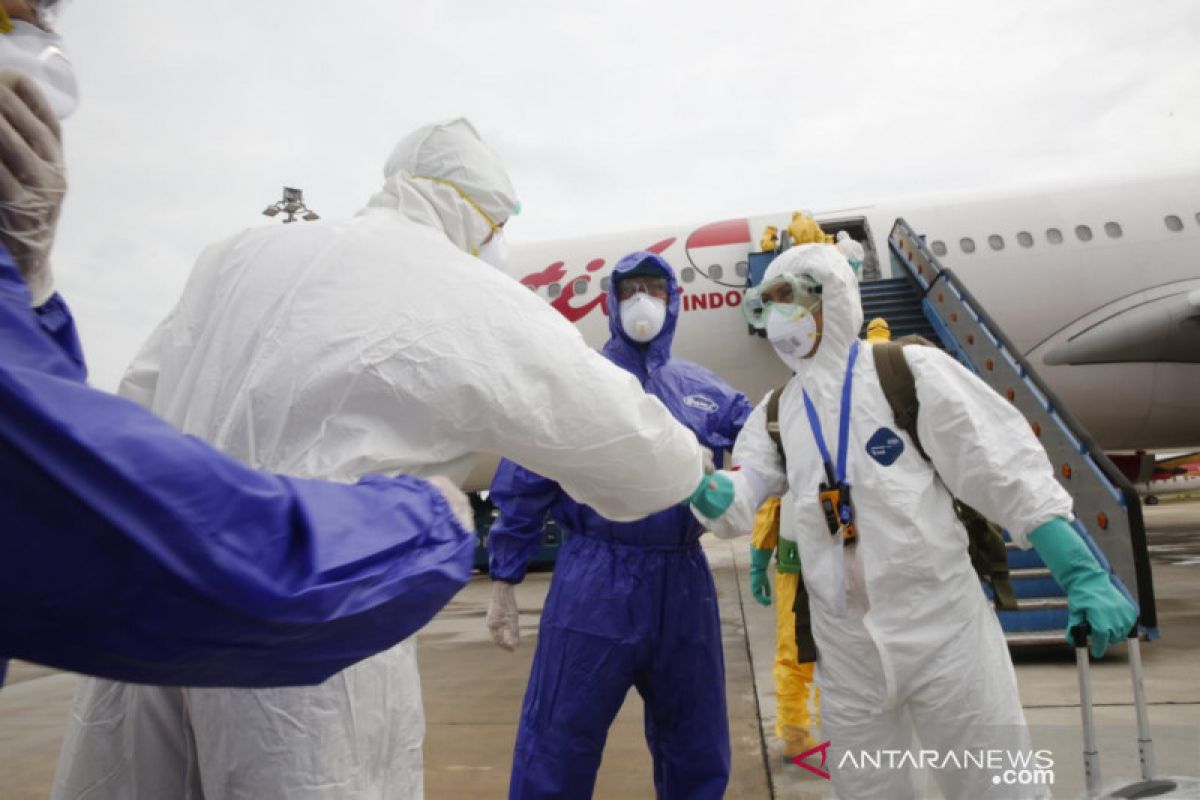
[[865, 316, 892, 343], [750, 496, 820, 758], [760, 224, 779, 253], [785, 212, 833, 248]]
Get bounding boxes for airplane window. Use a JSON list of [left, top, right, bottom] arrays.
[[1046, 228, 1063, 244], [932, 241, 947, 256], [548, 283, 561, 298], [1017, 231, 1034, 248], [1104, 222, 1123, 238], [735, 261, 748, 278], [680, 267, 696, 283], [988, 234, 1005, 251], [572, 277, 588, 295], [1165, 215, 1183, 232], [959, 237, 976, 254], [600, 276, 611, 292], [709, 264, 724, 280], [1075, 225, 1093, 242]]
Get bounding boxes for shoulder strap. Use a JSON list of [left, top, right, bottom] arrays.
[[872, 341, 928, 460], [765, 379, 790, 467]]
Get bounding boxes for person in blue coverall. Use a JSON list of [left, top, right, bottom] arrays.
[[486, 251, 753, 799], [0, 0, 474, 689]]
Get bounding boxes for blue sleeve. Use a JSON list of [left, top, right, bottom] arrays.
[[0, 256, 473, 687], [487, 458, 562, 584]]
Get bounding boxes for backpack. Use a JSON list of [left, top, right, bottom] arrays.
[[870, 337, 1018, 612], [765, 338, 1019, 662]]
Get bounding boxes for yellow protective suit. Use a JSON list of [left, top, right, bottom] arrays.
[[751, 497, 820, 755], [785, 212, 834, 247], [760, 225, 779, 253], [866, 316, 892, 343]]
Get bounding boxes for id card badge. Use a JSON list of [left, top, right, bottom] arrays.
[[818, 482, 841, 537], [837, 482, 857, 544], [818, 482, 857, 543]]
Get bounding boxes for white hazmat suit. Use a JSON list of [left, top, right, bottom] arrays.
[[698, 245, 1071, 798], [53, 119, 705, 800]]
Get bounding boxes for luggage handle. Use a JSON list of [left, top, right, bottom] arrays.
[[1072, 621, 1102, 796], [1072, 621, 1179, 799]]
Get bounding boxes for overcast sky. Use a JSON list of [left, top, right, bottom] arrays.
[[50, 0, 1200, 390]]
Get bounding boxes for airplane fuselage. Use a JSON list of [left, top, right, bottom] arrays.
[[506, 172, 1200, 452]]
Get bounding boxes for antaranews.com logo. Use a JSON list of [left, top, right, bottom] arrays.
[[792, 742, 1055, 787]]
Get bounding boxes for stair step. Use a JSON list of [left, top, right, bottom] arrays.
[[861, 297, 922, 311], [1016, 597, 1068, 610], [1005, 547, 1047, 570], [864, 283, 916, 296], [862, 290, 921, 300], [861, 312, 927, 327], [984, 571, 1064, 601], [997, 601, 1069, 632], [859, 278, 910, 292], [888, 328, 939, 341], [861, 299, 924, 312], [1005, 629, 1070, 648]]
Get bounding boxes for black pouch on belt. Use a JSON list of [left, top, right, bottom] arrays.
[[791, 574, 818, 663]]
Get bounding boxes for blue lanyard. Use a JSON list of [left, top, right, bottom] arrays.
[[802, 340, 860, 486]]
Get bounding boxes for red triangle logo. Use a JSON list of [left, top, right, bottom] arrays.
[[790, 740, 832, 780]]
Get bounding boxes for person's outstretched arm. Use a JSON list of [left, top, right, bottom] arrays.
[[1, 256, 475, 687], [425, 266, 708, 522]]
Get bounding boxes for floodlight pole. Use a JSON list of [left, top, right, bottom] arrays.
[[262, 186, 321, 223]]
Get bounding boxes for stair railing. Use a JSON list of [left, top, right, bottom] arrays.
[[888, 219, 1157, 636]]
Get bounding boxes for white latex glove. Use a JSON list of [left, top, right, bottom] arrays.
[[424, 475, 475, 532], [486, 580, 520, 651], [703, 448, 715, 475], [0, 70, 65, 306]]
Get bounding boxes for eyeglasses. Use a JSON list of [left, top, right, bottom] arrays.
[[616, 276, 669, 301], [742, 273, 822, 330]]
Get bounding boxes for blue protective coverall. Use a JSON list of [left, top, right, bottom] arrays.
[[0, 246, 474, 688], [488, 251, 752, 799]]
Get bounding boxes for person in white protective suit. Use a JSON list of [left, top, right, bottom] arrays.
[[53, 118, 710, 800], [692, 244, 1136, 798], [834, 230, 864, 277]]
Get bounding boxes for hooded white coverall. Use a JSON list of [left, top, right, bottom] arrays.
[[699, 245, 1071, 798], [52, 119, 705, 800]]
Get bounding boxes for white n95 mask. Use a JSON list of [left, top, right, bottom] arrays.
[[620, 294, 666, 343], [477, 229, 508, 270], [767, 310, 819, 361], [0, 20, 79, 120]]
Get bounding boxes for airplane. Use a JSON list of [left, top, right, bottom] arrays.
[[461, 170, 1200, 493], [1131, 452, 1200, 504]]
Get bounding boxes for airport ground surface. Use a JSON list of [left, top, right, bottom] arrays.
[[3, 500, 1199, 799]]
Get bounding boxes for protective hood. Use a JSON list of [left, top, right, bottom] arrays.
[[602, 251, 679, 377], [762, 244, 862, 395], [363, 118, 519, 255]]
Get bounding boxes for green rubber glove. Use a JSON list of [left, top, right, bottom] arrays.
[[750, 547, 773, 606], [1029, 517, 1138, 658], [689, 471, 735, 519]]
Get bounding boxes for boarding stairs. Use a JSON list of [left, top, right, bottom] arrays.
[[882, 220, 1156, 647], [858, 278, 938, 341]]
